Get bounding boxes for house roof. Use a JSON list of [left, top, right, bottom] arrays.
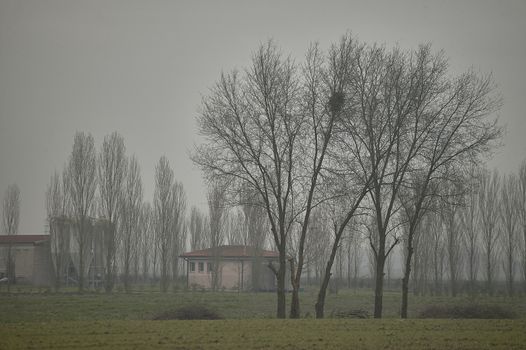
[[180, 245, 279, 259], [0, 234, 50, 244]]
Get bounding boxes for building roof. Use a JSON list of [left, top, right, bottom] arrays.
[[0, 234, 50, 244], [180, 245, 279, 259]]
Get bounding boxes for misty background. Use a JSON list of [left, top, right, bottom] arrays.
[[1, 0, 525, 234]]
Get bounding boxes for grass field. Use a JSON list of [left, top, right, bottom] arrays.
[[1, 319, 525, 349], [1, 288, 525, 349]]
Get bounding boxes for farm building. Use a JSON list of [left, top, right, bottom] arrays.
[[0, 218, 109, 288], [180, 245, 281, 291], [0, 234, 54, 286]]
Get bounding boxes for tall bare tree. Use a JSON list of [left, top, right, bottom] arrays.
[[207, 180, 228, 291], [518, 160, 526, 292], [478, 169, 501, 295], [460, 166, 480, 295], [189, 206, 208, 251], [389, 44, 501, 317], [500, 173, 519, 296], [430, 214, 446, 295], [441, 184, 464, 297], [98, 132, 127, 292], [154, 156, 175, 292], [68, 132, 97, 292], [239, 189, 270, 290], [2, 184, 20, 293], [193, 41, 304, 318], [46, 171, 71, 291], [121, 156, 143, 292], [170, 181, 187, 286], [139, 202, 153, 281]]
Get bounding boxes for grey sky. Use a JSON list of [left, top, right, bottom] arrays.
[[1, 0, 525, 234]]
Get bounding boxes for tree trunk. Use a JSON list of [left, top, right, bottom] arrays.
[[373, 252, 385, 318], [315, 233, 342, 318], [401, 241, 413, 319], [276, 251, 287, 319], [290, 259, 301, 319]]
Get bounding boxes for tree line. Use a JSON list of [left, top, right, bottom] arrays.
[[2, 33, 518, 321], [192, 33, 503, 319], [43, 131, 270, 294]]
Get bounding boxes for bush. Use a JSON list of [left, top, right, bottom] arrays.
[[419, 304, 517, 319], [331, 309, 370, 319], [153, 304, 223, 320]]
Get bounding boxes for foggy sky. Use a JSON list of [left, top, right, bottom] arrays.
[[1, 0, 525, 234]]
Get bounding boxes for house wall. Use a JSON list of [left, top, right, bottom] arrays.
[[186, 258, 277, 291], [32, 243, 54, 286], [0, 243, 54, 286]]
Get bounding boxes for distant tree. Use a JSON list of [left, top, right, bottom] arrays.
[[170, 181, 187, 286], [189, 206, 208, 251], [121, 156, 143, 292], [67, 132, 97, 292], [97, 132, 127, 292], [441, 182, 464, 297], [500, 173, 519, 296], [2, 184, 20, 293], [345, 225, 362, 293], [478, 169, 501, 295], [460, 167, 481, 295], [207, 180, 228, 291], [46, 171, 71, 291], [239, 186, 270, 290], [428, 212, 446, 295], [518, 160, 526, 292], [139, 202, 153, 281], [154, 156, 175, 292]]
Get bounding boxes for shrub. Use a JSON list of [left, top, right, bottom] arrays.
[[419, 304, 517, 319], [153, 304, 223, 320], [331, 309, 370, 319]]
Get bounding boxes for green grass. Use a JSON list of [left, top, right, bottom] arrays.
[[1, 288, 525, 349], [1, 319, 525, 349], [1, 288, 525, 322]]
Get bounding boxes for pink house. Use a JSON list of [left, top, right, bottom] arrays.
[[180, 245, 280, 291]]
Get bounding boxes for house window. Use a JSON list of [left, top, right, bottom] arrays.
[[189, 262, 195, 272], [198, 262, 204, 273], [207, 262, 213, 272]]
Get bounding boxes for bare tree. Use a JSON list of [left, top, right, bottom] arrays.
[[478, 169, 501, 295], [460, 166, 481, 295], [193, 41, 303, 318], [68, 132, 97, 292], [346, 44, 430, 318], [518, 160, 526, 293], [189, 206, 208, 251], [2, 184, 20, 293], [170, 181, 187, 287], [239, 186, 270, 290], [154, 156, 175, 292], [389, 43, 501, 317], [346, 225, 363, 292], [500, 173, 519, 296], [121, 156, 143, 292], [430, 214, 446, 295], [98, 132, 127, 292], [224, 210, 244, 246], [207, 180, 228, 291], [46, 171, 71, 291], [139, 202, 152, 282], [441, 183, 464, 297]]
